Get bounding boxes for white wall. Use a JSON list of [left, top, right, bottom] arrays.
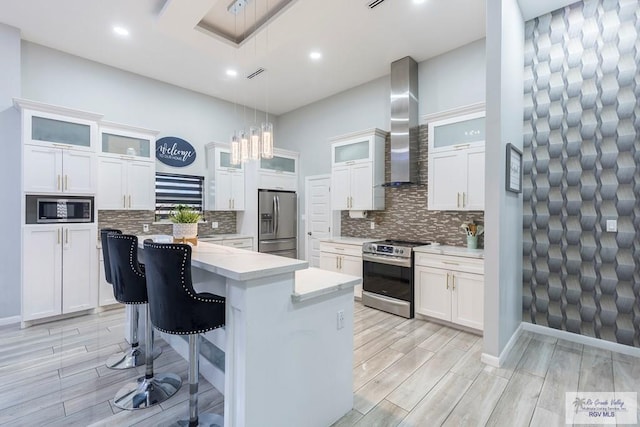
[[0, 24, 22, 320], [419, 38, 486, 116], [483, 0, 524, 360], [277, 40, 486, 259], [21, 42, 275, 177]]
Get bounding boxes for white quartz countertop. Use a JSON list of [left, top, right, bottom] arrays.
[[292, 268, 361, 303], [319, 236, 379, 246], [414, 244, 484, 259], [139, 235, 307, 281], [199, 234, 253, 241]]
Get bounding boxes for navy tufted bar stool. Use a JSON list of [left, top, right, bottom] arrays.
[[143, 241, 225, 427], [100, 228, 161, 370], [108, 234, 182, 410]]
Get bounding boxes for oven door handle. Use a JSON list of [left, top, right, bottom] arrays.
[[362, 253, 411, 268]]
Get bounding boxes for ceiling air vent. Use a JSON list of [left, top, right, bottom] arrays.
[[246, 68, 265, 79], [367, 0, 385, 9]]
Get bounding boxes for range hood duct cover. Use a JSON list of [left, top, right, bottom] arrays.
[[386, 56, 419, 186]]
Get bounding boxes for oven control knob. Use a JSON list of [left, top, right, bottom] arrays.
[[399, 249, 404, 255], [394, 249, 399, 254]]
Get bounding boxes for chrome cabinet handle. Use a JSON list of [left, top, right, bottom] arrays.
[[446, 272, 449, 289], [57, 175, 61, 191], [128, 195, 132, 208], [462, 192, 466, 207], [339, 256, 342, 269], [336, 257, 339, 269], [456, 192, 460, 208], [442, 261, 459, 266], [452, 275, 456, 291], [65, 228, 69, 245], [123, 195, 127, 208], [57, 228, 61, 244], [64, 175, 68, 191]]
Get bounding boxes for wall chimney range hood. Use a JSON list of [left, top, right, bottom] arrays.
[[384, 56, 419, 186]]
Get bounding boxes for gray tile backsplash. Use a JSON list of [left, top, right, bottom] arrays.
[[340, 125, 485, 247], [97, 210, 236, 237]]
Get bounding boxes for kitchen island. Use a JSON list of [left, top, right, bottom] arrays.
[[137, 237, 360, 427]]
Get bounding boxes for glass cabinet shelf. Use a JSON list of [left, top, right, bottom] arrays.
[[32, 116, 91, 148], [429, 111, 485, 152], [333, 140, 370, 163], [260, 155, 296, 173], [101, 132, 151, 158]]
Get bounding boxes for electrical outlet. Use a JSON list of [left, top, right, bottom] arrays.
[[211, 221, 219, 229], [143, 224, 149, 232], [370, 221, 375, 230], [337, 310, 345, 330], [606, 219, 617, 232]]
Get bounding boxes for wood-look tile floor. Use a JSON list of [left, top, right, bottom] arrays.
[[0, 304, 638, 427]]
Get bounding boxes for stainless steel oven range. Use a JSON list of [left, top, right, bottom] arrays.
[[362, 240, 431, 318]]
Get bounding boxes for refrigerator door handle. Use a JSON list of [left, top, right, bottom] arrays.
[[273, 196, 278, 236], [275, 195, 280, 236]]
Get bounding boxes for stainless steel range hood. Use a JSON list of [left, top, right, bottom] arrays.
[[385, 56, 419, 186]]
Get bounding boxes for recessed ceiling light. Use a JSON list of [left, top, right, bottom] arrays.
[[309, 51, 322, 61], [226, 69, 238, 77], [113, 26, 130, 37]]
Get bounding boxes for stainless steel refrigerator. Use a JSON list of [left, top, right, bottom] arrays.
[[258, 189, 297, 258]]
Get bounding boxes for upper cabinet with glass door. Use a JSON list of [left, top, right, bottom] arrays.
[[15, 99, 103, 194], [428, 111, 485, 154], [331, 135, 377, 167], [257, 149, 299, 191], [15, 98, 102, 152], [99, 122, 157, 162]]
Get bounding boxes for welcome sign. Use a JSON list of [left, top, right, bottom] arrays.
[[156, 137, 196, 167]]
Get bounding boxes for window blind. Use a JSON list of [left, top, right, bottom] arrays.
[[155, 173, 204, 220]]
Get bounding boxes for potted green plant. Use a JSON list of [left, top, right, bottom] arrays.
[[170, 204, 202, 241]]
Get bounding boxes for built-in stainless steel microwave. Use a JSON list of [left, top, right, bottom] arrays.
[[25, 195, 94, 224]]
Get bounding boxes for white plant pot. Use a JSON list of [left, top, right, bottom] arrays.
[[173, 223, 198, 239]]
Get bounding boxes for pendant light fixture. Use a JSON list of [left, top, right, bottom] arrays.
[[229, 0, 275, 165]]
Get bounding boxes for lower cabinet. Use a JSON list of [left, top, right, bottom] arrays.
[[319, 241, 363, 299], [23, 224, 97, 321], [98, 250, 118, 307], [414, 252, 483, 331], [200, 236, 254, 250]]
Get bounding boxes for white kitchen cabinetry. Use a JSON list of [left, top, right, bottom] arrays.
[[330, 129, 385, 211], [98, 250, 118, 307], [319, 241, 363, 299], [206, 145, 245, 211], [23, 145, 95, 194], [97, 123, 157, 210], [23, 224, 97, 321], [427, 111, 485, 211], [258, 150, 298, 191], [200, 236, 254, 250], [414, 251, 483, 330], [16, 99, 101, 195]]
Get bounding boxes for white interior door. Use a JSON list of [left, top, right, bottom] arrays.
[[304, 175, 332, 267]]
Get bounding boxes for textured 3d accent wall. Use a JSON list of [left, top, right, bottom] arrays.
[[522, 0, 640, 346]]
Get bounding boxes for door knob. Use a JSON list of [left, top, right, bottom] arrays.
[[307, 232, 312, 236]]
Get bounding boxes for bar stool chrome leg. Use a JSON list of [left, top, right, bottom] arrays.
[[175, 334, 224, 427], [113, 305, 181, 410], [106, 305, 161, 370]]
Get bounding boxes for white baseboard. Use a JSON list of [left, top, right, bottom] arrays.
[[481, 323, 523, 368], [522, 323, 640, 358], [0, 315, 21, 327]]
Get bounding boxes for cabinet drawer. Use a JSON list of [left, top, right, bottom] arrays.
[[319, 242, 362, 257], [414, 253, 483, 275], [222, 238, 253, 249]]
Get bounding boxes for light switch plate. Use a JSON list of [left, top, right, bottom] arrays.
[[211, 221, 219, 229], [143, 224, 149, 232], [606, 219, 617, 232]]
